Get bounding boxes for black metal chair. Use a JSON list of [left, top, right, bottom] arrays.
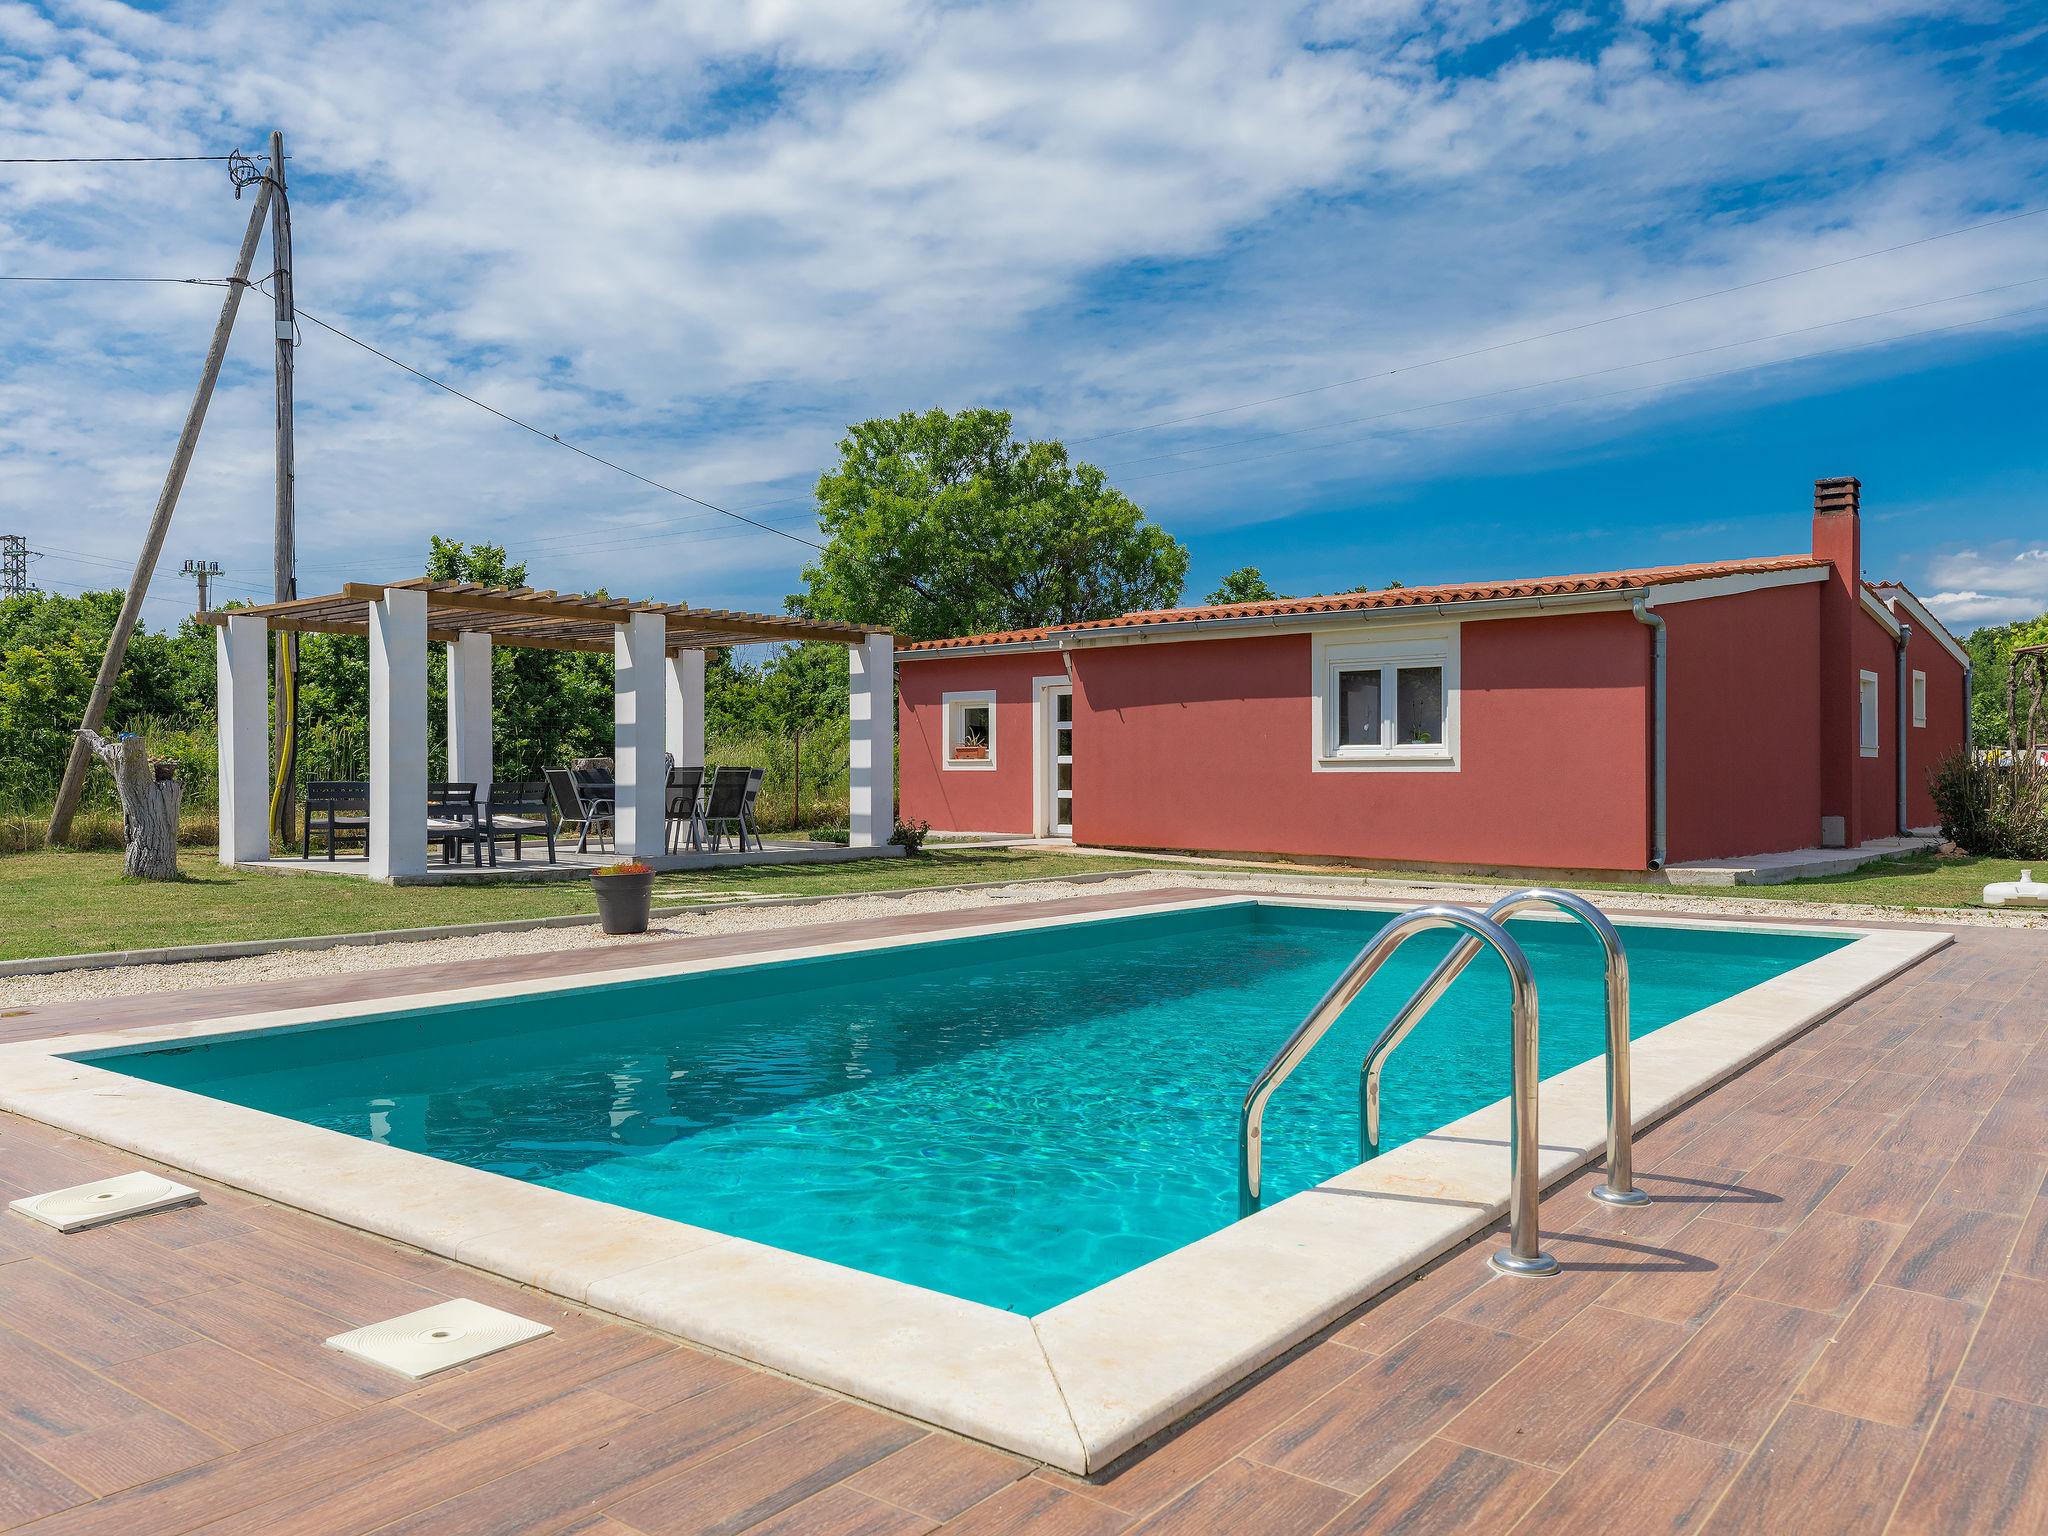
[[702, 765, 765, 852], [301, 781, 370, 860], [427, 782, 483, 866], [545, 767, 614, 853], [664, 765, 706, 854], [483, 780, 556, 865]]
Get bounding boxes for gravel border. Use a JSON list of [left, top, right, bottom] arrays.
[[3, 867, 2034, 1010]]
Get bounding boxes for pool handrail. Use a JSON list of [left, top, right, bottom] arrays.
[[1236, 904, 1558, 1277], [1360, 888, 1646, 1207]]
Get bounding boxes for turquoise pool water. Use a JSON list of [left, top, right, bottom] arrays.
[[98, 902, 1844, 1313]]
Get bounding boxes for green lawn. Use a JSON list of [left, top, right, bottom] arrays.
[[1636, 852, 2029, 912], [0, 846, 2027, 965], [0, 847, 1209, 962]]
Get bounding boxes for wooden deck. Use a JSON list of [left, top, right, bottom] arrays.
[[0, 904, 2040, 1534]]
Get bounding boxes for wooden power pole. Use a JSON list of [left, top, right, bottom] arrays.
[[46, 168, 276, 845], [269, 129, 300, 842]]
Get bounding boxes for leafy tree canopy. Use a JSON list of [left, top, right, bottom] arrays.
[[793, 407, 1189, 640], [1966, 609, 2048, 747], [1206, 567, 1283, 605]]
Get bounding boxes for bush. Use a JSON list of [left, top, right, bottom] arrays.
[[1929, 749, 2048, 858], [890, 817, 932, 854]]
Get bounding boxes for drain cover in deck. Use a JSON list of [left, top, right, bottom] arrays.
[[9, 1171, 201, 1232], [326, 1299, 552, 1378]]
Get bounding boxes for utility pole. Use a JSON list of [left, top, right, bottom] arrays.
[[269, 128, 300, 842], [179, 557, 223, 613], [0, 534, 36, 598], [46, 166, 276, 845]]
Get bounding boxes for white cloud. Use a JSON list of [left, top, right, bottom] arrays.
[[1920, 546, 2048, 628], [0, 0, 2043, 619]]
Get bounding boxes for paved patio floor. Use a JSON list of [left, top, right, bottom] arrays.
[[0, 898, 2040, 1534]]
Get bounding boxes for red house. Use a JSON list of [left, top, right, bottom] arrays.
[[896, 477, 1970, 874]]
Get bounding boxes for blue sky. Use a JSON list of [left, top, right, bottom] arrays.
[[2, 0, 2045, 634]]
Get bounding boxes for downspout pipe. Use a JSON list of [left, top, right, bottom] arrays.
[[1631, 596, 1667, 869], [1895, 621, 1913, 836]]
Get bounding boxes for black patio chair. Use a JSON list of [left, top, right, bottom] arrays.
[[703, 765, 765, 852], [301, 780, 370, 860], [545, 767, 614, 853], [483, 780, 556, 865], [428, 782, 484, 866], [664, 764, 706, 854]]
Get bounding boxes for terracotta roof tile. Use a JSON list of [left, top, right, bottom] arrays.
[[899, 554, 1825, 654]]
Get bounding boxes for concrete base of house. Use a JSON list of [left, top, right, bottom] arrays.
[[235, 841, 905, 886], [1663, 831, 1942, 886]]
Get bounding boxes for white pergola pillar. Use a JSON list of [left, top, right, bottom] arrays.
[[216, 612, 270, 865], [446, 630, 493, 788], [848, 631, 895, 848], [614, 610, 668, 859], [665, 649, 705, 769], [369, 586, 429, 881]]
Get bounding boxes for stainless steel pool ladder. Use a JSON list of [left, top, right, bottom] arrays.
[[1363, 889, 1646, 1210], [1235, 891, 1644, 1279]]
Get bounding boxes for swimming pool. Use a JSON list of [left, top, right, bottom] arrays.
[[100, 900, 1845, 1313]]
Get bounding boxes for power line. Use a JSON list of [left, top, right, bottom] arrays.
[[293, 306, 827, 553], [1069, 203, 2048, 445], [0, 274, 225, 284], [0, 154, 241, 163]]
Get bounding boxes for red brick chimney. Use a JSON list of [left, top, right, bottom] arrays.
[[1813, 476, 1861, 847]]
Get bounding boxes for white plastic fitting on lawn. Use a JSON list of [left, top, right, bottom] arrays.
[[1982, 869, 2048, 908]]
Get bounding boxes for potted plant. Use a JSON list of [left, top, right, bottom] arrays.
[[953, 724, 990, 762], [591, 859, 656, 935]]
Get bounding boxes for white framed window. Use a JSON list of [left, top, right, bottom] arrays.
[[1859, 671, 1880, 757], [942, 690, 997, 770], [1311, 625, 1460, 771], [1911, 670, 1927, 728]]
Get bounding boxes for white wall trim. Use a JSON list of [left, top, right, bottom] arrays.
[[941, 688, 999, 772], [1642, 565, 1827, 606], [1878, 587, 1972, 670], [1859, 587, 1903, 637], [1030, 674, 1069, 836], [1309, 621, 1461, 774]]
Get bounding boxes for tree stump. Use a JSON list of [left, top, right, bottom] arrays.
[[80, 731, 182, 880]]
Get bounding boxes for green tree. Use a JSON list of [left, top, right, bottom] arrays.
[[1205, 567, 1283, 605], [1967, 610, 2048, 748], [794, 407, 1188, 640]]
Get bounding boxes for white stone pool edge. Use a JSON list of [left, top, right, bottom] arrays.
[[0, 898, 1949, 1474]]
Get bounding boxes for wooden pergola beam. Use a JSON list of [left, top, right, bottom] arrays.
[[214, 579, 880, 650]]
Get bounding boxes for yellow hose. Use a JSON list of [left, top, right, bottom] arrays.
[[267, 644, 296, 839]]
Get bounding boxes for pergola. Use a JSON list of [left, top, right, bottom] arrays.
[[202, 579, 895, 879]]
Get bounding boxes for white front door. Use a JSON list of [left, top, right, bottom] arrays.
[[1043, 685, 1073, 836]]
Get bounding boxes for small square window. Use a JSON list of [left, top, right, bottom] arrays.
[[1911, 670, 1926, 729], [1317, 628, 1457, 768], [944, 693, 997, 769]]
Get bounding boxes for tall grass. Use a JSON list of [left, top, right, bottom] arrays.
[[3, 719, 854, 853], [1, 716, 220, 855], [709, 721, 851, 834]]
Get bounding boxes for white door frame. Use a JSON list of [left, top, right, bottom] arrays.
[[1031, 674, 1073, 837]]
